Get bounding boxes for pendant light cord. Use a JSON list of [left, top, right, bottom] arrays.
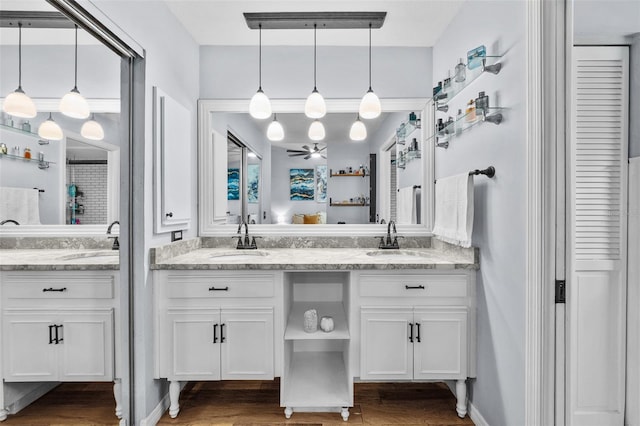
[[74, 25, 78, 89], [313, 23, 317, 90], [258, 23, 262, 90], [368, 22, 372, 91], [18, 22, 23, 89]]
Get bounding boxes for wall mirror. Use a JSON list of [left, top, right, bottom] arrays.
[[0, 6, 122, 236], [198, 98, 434, 236]]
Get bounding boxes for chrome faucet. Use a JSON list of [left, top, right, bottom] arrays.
[[234, 220, 259, 249], [106, 221, 120, 250], [378, 220, 401, 249], [0, 219, 19, 225]]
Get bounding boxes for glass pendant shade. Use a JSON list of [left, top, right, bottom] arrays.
[[359, 88, 381, 119], [304, 89, 326, 119], [38, 113, 63, 141], [267, 115, 284, 141], [249, 89, 271, 119], [350, 116, 367, 141], [60, 88, 90, 119], [308, 120, 325, 141], [81, 115, 104, 140], [3, 88, 37, 118]]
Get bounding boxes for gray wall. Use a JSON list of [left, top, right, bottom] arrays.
[[573, 0, 640, 40], [200, 46, 432, 99], [432, 1, 527, 425], [86, 1, 200, 423], [631, 34, 640, 158]]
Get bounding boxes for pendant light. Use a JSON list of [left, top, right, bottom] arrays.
[[308, 119, 325, 141], [81, 113, 104, 140], [3, 23, 37, 118], [60, 25, 90, 119], [249, 24, 272, 119], [266, 113, 284, 141], [349, 114, 367, 141], [359, 23, 381, 119], [38, 113, 63, 141], [304, 24, 326, 119]]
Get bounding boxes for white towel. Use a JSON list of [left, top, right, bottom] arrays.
[[0, 187, 41, 225], [432, 174, 474, 247], [397, 186, 417, 224]]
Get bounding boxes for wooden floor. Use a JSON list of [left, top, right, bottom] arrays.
[[3, 380, 475, 425]]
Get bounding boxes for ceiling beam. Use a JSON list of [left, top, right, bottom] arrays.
[[0, 11, 75, 29], [243, 12, 386, 30]]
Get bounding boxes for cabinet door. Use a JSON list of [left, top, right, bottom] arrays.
[[413, 308, 467, 380], [221, 308, 273, 380], [168, 310, 220, 380], [59, 311, 114, 381], [360, 307, 413, 380], [3, 312, 57, 381]]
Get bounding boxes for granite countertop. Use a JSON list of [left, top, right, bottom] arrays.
[[151, 247, 478, 271], [0, 249, 120, 271]]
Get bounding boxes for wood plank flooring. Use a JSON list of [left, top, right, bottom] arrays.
[[3, 380, 475, 425]]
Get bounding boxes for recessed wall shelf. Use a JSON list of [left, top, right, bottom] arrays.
[[434, 54, 503, 107], [0, 123, 51, 145]]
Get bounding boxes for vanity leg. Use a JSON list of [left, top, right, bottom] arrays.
[[341, 407, 350, 421], [169, 381, 181, 418], [0, 408, 7, 421], [113, 379, 123, 419], [455, 379, 468, 418], [284, 406, 293, 419]]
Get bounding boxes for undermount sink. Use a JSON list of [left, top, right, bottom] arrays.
[[365, 250, 431, 261], [209, 251, 270, 261], [59, 251, 119, 261]]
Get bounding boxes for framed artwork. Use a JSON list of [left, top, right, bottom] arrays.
[[247, 164, 260, 203], [290, 168, 314, 201], [227, 168, 239, 200], [316, 165, 327, 202]]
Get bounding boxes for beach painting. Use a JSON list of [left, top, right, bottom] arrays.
[[290, 168, 314, 201], [227, 168, 239, 200], [316, 165, 327, 202], [247, 164, 260, 203]]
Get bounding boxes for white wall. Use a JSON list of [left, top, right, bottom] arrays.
[[630, 34, 640, 158], [86, 1, 200, 423], [432, 1, 526, 425]]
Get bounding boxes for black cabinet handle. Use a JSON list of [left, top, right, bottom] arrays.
[[166, 212, 173, 218], [43, 287, 67, 292], [408, 322, 414, 343], [220, 323, 226, 343], [208, 286, 229, 292], [213, 324, 218, 343], [416, 323, 421, 343], [404, 285, 425, 290], [49, 325, 55, 344], [55, 324, 63, 344]]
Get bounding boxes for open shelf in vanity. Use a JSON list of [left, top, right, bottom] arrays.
[[281, 271, 353, 421]]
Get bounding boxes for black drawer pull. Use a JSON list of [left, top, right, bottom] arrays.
[[408, 322, 414, 343], [404, 285, 425, 290], [213, 324, 218, 343], [43, 287, 67, 292], [49, 325, 55, 344], [55, 324, 63, 344], [415, 323, 421, 343], [208, 286, 229, 292], [220, 324, 226, 343]]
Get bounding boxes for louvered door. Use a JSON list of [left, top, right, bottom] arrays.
[[567, 46, 629, 426]]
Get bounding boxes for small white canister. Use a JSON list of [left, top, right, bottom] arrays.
[[320, 316, 334, 332], [303, 309, 318, 333]]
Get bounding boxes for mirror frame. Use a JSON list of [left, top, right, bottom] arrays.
[[198, 98, 435, 236], [0, 98, 120, 237]]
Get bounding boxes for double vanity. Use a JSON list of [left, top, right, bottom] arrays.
[[0, 237, 477, 422]]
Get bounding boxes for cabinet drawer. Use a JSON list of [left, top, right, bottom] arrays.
[[166, 273, 274, 298], [4, 274, 114, 299], [359, 274, 468, 298]]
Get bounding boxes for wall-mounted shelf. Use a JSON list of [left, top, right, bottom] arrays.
[[395, 119, 421, 145], [0, 123, 52, 145], [0, 152, 53, 169], [329, 202, 369, 207], [431, 107, 505, 149], [434, 54, 503, 108], [330, 172, 367, 178]]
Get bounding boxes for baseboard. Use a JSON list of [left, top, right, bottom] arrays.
[[445, 380, 490, 426], [139, 381, 186, 426], [6, 382, 58, 415]]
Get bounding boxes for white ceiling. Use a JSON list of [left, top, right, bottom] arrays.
[[164, 0, 466, 46]]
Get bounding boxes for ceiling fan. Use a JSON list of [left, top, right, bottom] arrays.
[[287, 143, 326, 160]]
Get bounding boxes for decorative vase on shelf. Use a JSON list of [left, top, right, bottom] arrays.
[[303, 309, 318, 333], [320, 316, 334, 332]]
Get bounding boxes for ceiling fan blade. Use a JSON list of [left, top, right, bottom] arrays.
[[304, 154, 311, 160], [318, 146, 327, 152], [288, 153, 307, 157], [286, 149, 306, 153], [301, 145, 311, 152], [321, 155, 327, 159]]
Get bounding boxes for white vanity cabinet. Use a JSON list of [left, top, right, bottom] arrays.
[[154, 270, 276, 418], [0, 270, 121, 421], [357, 271, 475, 418]]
